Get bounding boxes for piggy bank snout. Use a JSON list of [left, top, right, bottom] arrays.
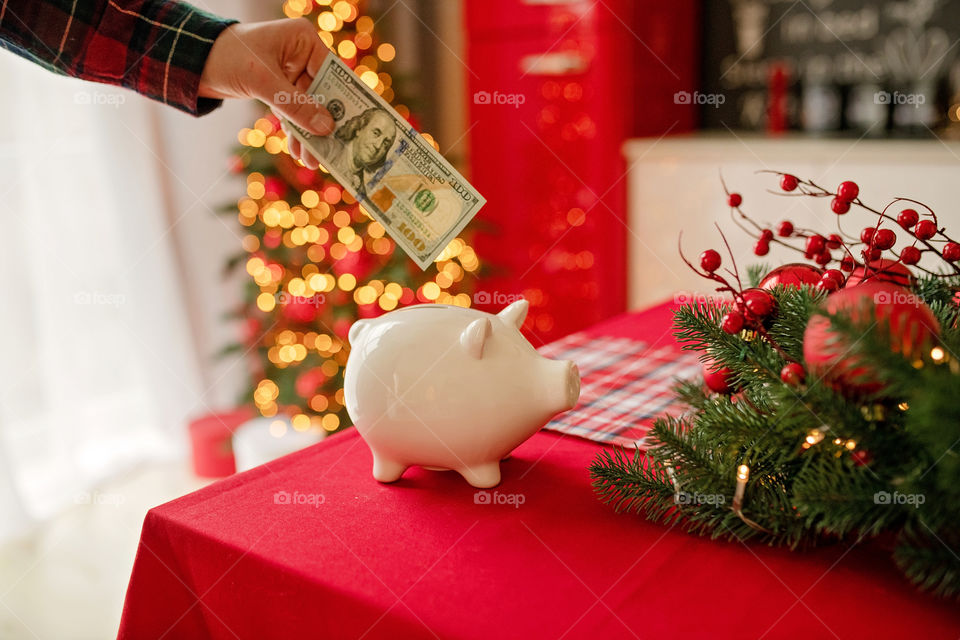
[[550, 359, 580, 413]]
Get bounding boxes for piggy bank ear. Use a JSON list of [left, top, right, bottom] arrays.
[[348, 320, 370, 346], [460, 317, 491, 359], [497, 299, 529, 329]]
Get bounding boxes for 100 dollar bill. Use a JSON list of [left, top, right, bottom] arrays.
[[283, 54, 485, 270]]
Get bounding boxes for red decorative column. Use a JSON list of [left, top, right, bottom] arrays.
[[465, 0, 698, 343]]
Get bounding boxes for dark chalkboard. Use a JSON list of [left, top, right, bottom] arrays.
[[699, 0, 960, 135]]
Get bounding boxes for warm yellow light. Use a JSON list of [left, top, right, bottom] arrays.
[[377, 42, 396, 62], [356, 15, 374, 33], [736, 465, 750, 481], [247, 182, 266, 199], [898, 402, 909, 411], [320, 360, 339, 376], [805, 429, 825, 446], [379, 294, 398, 311], [292, 414, 311, 431], [360, 70, 379, 89], [338, 273, 357, 291], [930, 347, 946, 363], [337, 40, 357, 59], [338, 227, 356, 244], [354, 285, 377, 305], [315, 334, 333, 352], [257, 292, 276, 312], [317, 11, 337, 31], [269, 420, 287, 437], [845, 440, 857, 450], [422, 282, 441, 301], [247, 129, 266, 147], [321, 413, 340, 431]]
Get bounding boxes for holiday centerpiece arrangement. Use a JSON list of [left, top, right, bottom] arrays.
[[590, 173, 960, 598]]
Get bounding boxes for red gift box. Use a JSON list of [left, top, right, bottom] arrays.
[[187, 408, 254, 478]]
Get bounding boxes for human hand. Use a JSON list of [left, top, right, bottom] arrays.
[[199, 19, 331, 168]]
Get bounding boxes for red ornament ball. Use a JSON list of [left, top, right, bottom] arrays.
[[900, 246, 921, 265], [831, 197, 851, 214], [721, 311, 744, 334], [817, 277, 840, 293], [727, 193, 742, 207], [780, 174, 799, 191], [852, 449, 873, 467], [897, 209, 919, 230], [803, 281, 940, 395], [845, 258, 915, 288], [837, 181, 859, 201], [777, 221, 795, 237], [872, 228, 897, 250], [780, 363, 806, 386], [741, 288, 776, 317], [703, 360, 736, 394], [759, 263, 824, 290], [943, 242, 960, 262], [822, 269, 845, 285], [295, 368, 327, 399], [914, 219, 937, 240], [700, 249, 722, 273], [281, 295, 322, 324]]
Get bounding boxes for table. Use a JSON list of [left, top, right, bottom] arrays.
[[118, 303, 960, 639]]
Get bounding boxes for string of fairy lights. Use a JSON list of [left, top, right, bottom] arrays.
[[232, 0, 480, 433]]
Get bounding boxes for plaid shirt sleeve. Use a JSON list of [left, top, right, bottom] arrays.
[[0, 0, 237, 116]]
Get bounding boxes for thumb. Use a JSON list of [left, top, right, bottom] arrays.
[[261, 76, 334, 136]]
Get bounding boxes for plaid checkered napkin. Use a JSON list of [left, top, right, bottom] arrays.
[[538, 333, 701, 448]]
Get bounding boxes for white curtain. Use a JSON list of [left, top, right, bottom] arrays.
[[0, 53, 206, 539]]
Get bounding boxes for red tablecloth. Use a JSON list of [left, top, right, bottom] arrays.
[[118, 302, 960, 639]]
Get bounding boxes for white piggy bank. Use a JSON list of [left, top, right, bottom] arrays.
[[344, 299, 580, 488]]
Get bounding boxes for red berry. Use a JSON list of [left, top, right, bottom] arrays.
[[754, 240, 770, 256], [741, 288, 775, 317], [777, 221, 794, 237], [914, 219, 937, 240], [873, 228, 896, 250], [860, 227, 876, 245], [814, 251, 832, 266], [823, 269, 845, 284], [806, 235, 826, 255], [721, 311, 744, 334], [817, 277, 839, 293], [837, 180, 859, 201], [831, 197, 851, 214], [727, 193, 742, 207], [780, 174, 799, 191], [897, 209, 919, 229], [700, 249, 721, 272], [826, 234, 842, 250], [780, 363, 806, 386], [866, 248, 882, 261], [760, 228, 774, 241], [704, 364, 735, 394], [840, 256, 856, 272], [900, 246, 921, 265], [944, 242, 960, 262]]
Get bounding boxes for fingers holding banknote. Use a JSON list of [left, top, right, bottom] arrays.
[[199, 18, 333, 168]]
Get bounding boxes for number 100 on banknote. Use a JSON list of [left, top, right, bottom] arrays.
[[284, 54, 486, 270]]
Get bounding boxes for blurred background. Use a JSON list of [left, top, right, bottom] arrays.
[[2, 0, 960, 637]]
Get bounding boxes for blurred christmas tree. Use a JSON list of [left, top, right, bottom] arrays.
[[220, 0, 480, 434]]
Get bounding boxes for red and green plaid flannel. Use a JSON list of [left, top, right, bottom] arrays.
[[0, 0, 236, 115]]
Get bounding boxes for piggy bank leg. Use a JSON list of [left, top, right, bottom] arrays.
[[371, 452, 407, 483], [458, 462, 501, 489]]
